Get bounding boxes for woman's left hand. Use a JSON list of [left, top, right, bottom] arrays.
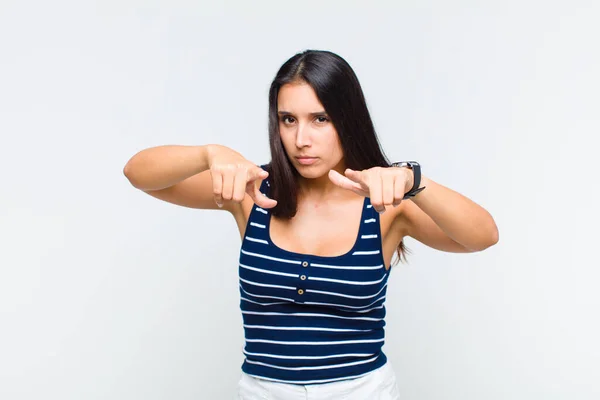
[[328, 167, 414, 213]]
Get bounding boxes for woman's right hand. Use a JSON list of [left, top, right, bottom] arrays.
[[207, 145, 277, 209]]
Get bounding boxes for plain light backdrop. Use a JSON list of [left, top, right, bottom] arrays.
[[1, 1, 599, 399]]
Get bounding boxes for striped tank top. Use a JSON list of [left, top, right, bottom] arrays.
[[238, 175, 392, 385]]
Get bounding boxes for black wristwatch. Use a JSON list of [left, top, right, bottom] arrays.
[[391, 161, 426, 199]]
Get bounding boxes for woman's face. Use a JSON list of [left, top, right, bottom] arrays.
[[277, 81, 345, 179]]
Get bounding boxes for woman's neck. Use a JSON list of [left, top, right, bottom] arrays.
[[296, 171, 354, 204]]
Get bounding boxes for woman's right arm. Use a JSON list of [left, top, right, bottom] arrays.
[[122, 144, 276, 212]]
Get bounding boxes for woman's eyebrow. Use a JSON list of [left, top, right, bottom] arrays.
[[277, 110, 327, 116]]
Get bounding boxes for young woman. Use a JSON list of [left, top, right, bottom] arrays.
[[123, 49, 499, 399]]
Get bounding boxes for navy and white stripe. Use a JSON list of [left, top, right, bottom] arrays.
[[238, 174, 392, 384]]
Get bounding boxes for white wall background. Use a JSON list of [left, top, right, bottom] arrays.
[[1, 1, 599, 399]]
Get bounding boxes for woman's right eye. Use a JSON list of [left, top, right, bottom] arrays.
[[281, 116, 295, 124]]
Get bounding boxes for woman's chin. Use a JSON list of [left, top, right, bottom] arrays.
[[294, 164, 328, 179]]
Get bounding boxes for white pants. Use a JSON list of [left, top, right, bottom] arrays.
[[237, 362, 401, 399]]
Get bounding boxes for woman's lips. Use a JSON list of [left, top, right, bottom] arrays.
[[296, 157, 318, 165]]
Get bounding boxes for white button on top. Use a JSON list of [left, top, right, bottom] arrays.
[[300, 275, 306, 280], [302, 261, 309, 267]]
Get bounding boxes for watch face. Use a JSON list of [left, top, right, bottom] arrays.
[[392, 161, 420, 169]]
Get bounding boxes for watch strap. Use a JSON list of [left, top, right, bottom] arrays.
[[391, 161, 426, 199]]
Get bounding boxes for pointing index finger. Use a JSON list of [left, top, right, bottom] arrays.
[[249, 166, 269, 182]]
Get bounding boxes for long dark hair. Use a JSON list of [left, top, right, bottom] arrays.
[[265, 49, 408, 264]]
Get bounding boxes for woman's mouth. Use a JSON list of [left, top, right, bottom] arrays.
[[295, 156, 318, 165]]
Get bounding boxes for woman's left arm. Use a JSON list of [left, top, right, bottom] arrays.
[[402, 175, 499, 252], [328, 166, 499, 253]]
